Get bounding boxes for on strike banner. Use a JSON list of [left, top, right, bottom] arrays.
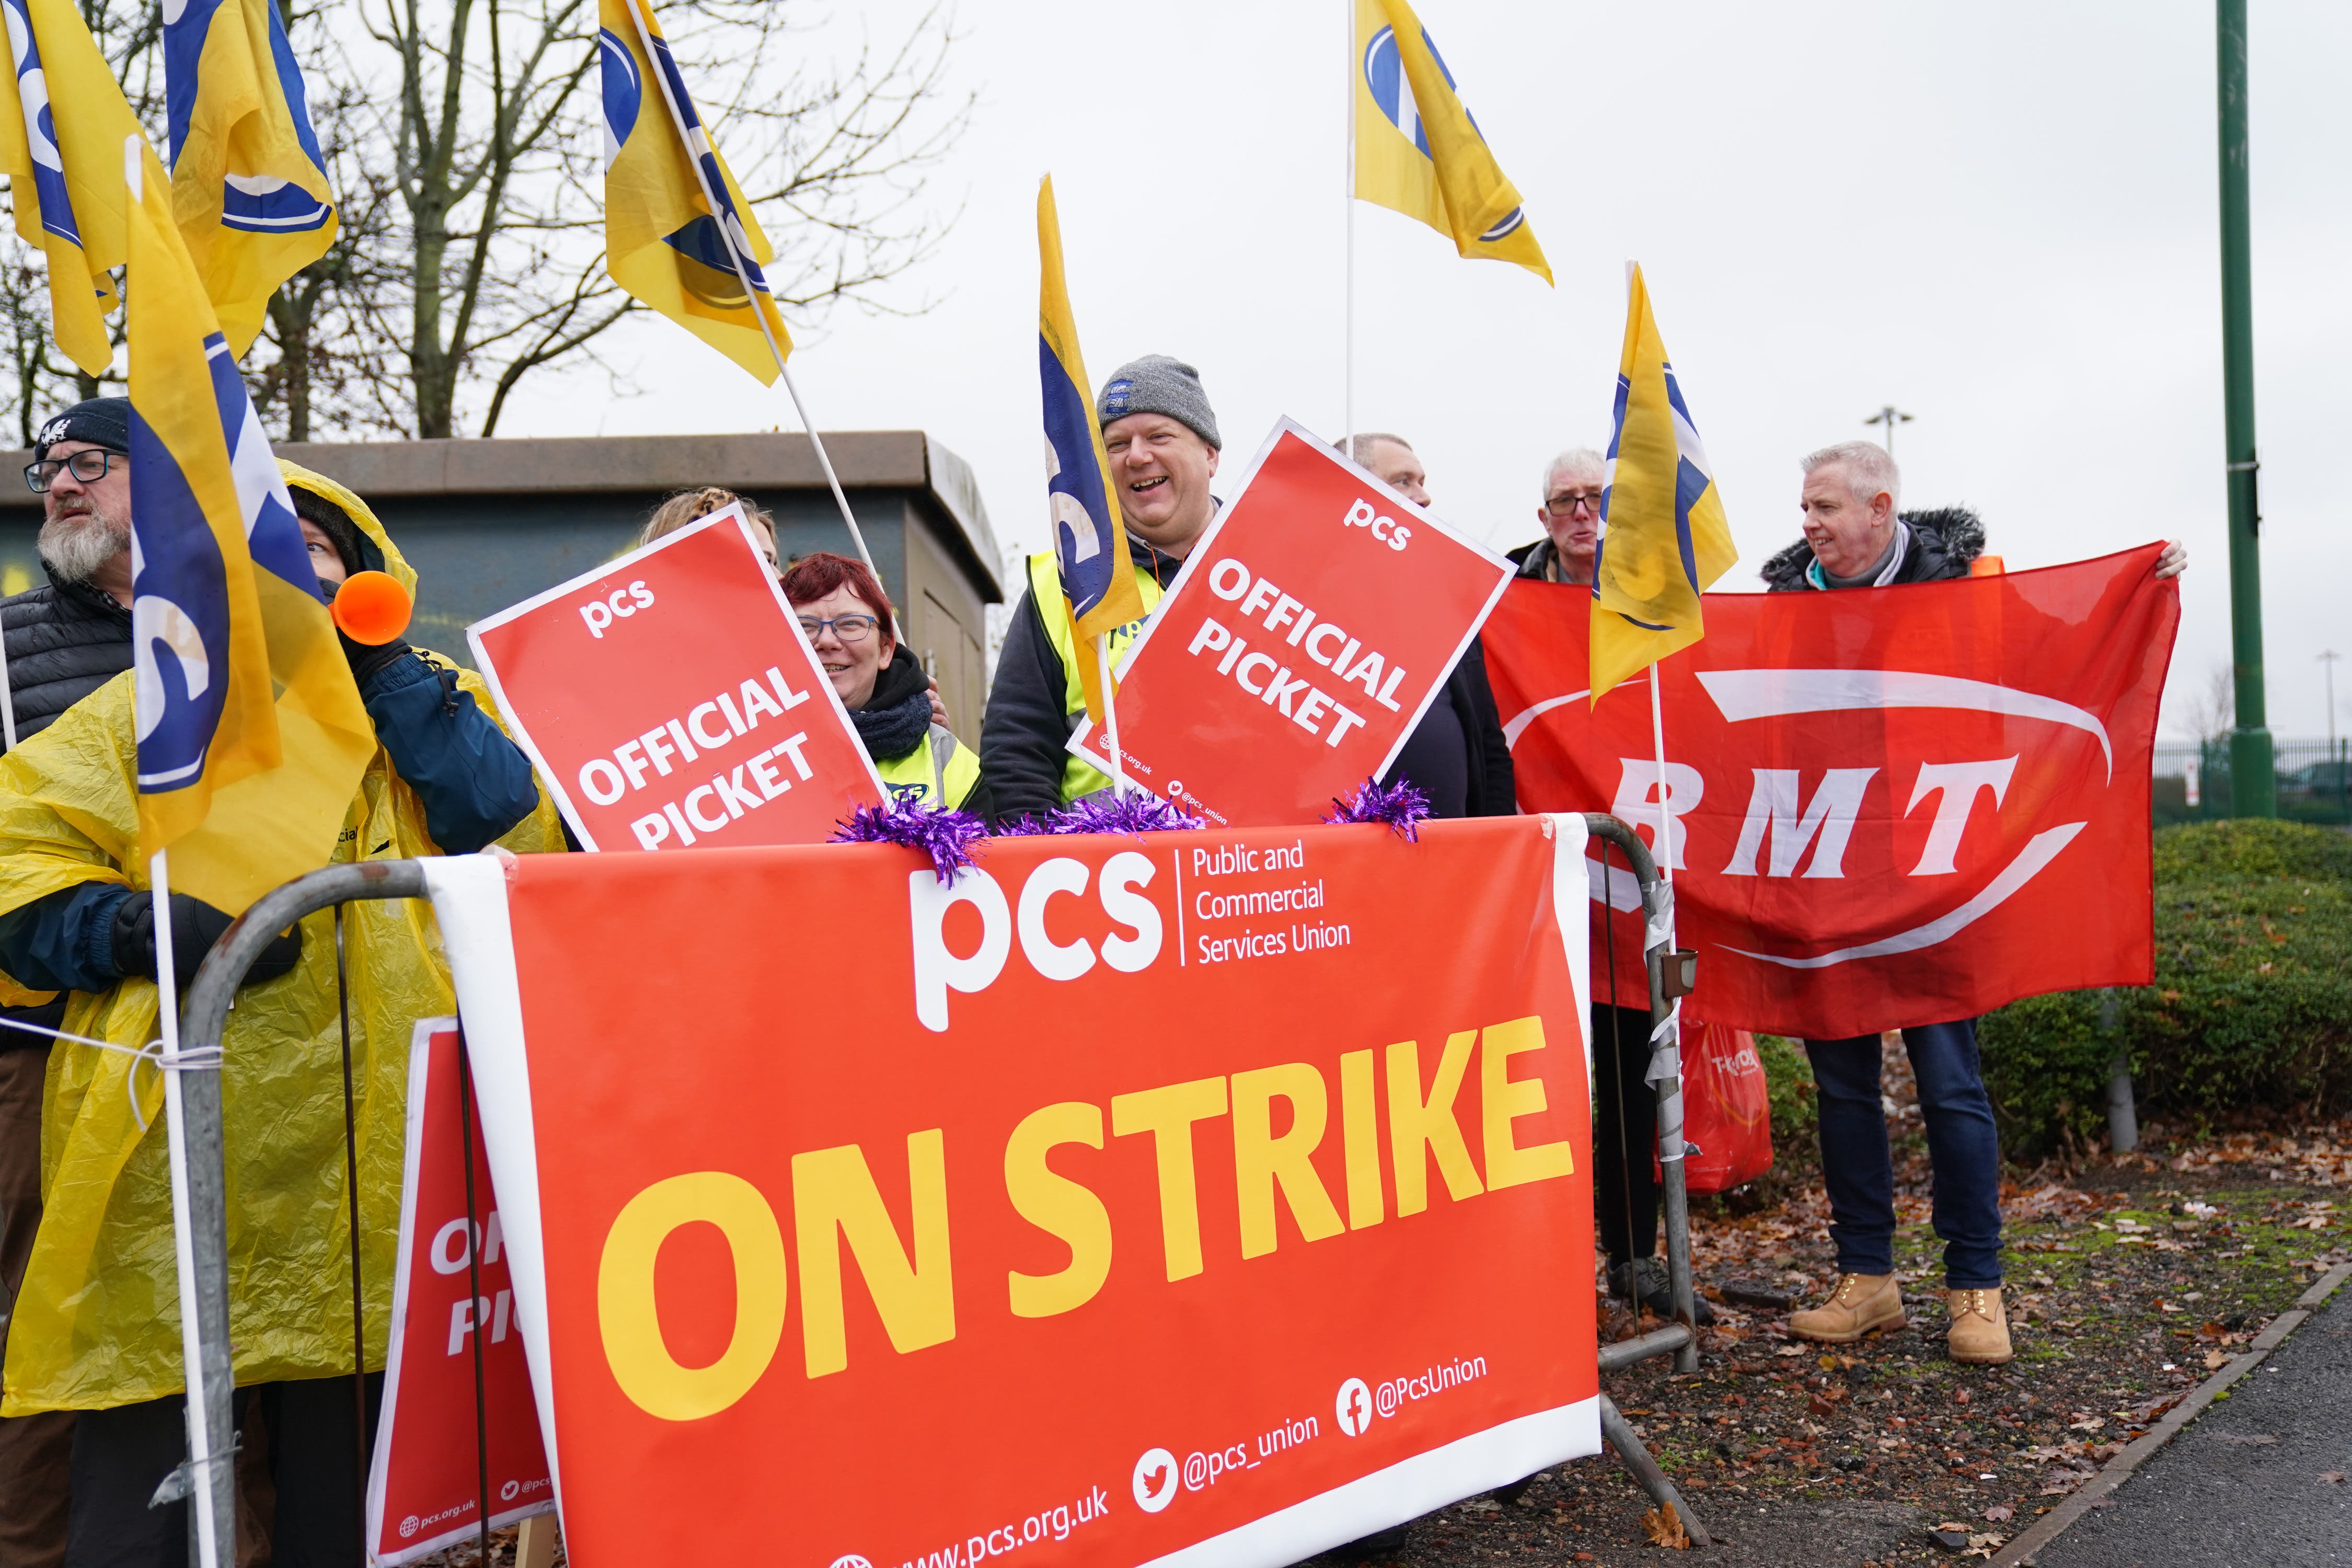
[[366, 1021, 554, 1564], [421, 817, 1598, 1567], [1070, 419, 1513, 827], [468, 505, 883, 850], [1483, 546, 2180, 1038]]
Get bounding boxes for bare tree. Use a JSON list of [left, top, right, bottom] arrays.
[[344, 0, 972, 439], [2171, 659, 2236, 742]]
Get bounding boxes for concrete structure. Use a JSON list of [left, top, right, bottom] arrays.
[[1, 431, 1006, 743]]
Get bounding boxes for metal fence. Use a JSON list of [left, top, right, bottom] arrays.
[[2150, 736, 2350, 825]]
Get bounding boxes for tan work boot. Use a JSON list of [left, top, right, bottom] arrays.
[[1947, 1287, 2013, 1365], [1789, 1273, 1906, 1342]]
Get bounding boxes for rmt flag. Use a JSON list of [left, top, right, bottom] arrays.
[[1484, 547, 2180, 1037]]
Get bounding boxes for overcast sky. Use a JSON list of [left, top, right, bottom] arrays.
[[500, 1, 2352, 742]]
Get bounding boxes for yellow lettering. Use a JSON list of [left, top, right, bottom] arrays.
[[596, 1171, 787, 1421], [1481, 1016, 1575, 1189], [791, 1132, 954, 1378], [1230, 1063, 1345, 1259], [1339, 1047, 1383, 1229], [1003, 1102, 1113, 1318], [1386, 1033, 1484, 1216], [1109, 1077, 1228, 1281]]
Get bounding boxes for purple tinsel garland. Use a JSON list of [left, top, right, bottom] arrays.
[[831, 798, 989, 882], [1324, 776, 1431, 842], [1041, 791, 1205, 836]]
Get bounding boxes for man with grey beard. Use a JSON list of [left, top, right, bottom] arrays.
[[0, 397, 136, 1567]]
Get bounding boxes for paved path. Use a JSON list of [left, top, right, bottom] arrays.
[[2031, 1275, 2350, 1567]]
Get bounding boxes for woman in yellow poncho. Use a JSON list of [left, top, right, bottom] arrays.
[[0, 464, 562, 1561]]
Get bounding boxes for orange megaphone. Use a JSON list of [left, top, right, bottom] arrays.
[[331, 571, 413, 645]]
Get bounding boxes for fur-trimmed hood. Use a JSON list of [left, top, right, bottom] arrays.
[[1759, 506, 1986, 591]]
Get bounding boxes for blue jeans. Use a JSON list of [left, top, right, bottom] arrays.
[[1804, 1020, 2003, 1289]]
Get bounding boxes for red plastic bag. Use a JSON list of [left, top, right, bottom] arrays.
[[1671, 1024, 1773, 1194]]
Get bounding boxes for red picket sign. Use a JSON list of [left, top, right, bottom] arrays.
[[1070, 419, 1513, 827], [467, 504, 883, 850], [365, 1021, 553, 1564]]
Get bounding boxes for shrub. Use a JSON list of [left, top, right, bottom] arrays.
[[1755, 1031, 1816, 1149], [1980, 820, 2352, 1157]]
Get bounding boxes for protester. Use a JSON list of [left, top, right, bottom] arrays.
[[0, 462, 563, 1563], [1498, 441, 1711, 1324], [780, 551, 988, 817], [1507, 447, 1607, 586], [1770, 441, 2184, 1366], [0, 396, 144, 1566], [642, 484, 778, 569]]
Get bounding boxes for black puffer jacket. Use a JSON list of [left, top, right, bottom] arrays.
[[0, 566, 132, 749], [1758, 507, 1985, 592]]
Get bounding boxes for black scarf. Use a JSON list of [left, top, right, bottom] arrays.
[[850, 644, 933, 762]]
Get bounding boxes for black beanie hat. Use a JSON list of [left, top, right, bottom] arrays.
[[290, 488, 370, 578], [33, 397, 132, 460]]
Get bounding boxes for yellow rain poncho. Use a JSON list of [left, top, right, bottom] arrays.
[[0, 464, 563, 1413]]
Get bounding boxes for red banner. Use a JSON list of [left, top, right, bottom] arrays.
[[422, 818, 1598, 1567], [367, 1021, 553, 1563], [1483, 548, 2179, 1038], [1071, 420, 1512, 827], [467, 505, 882, 851]]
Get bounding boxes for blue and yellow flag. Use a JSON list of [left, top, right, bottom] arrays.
[[162, 0, 338, 359], [598, 0, 791, 384], [1589, 264, 1738, 702], [1352, 0, 1549, 284], [0, 0, 143, 376], [125, 135, 374, 912], [1037, 177, 1144, 730]]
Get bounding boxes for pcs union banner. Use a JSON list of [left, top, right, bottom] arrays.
[[421, 817, 1599, 1566]]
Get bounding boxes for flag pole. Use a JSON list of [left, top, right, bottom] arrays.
[[618, 0, 895, 632], [1342, 0, 1356, 454], [0, 604, 18, 752]]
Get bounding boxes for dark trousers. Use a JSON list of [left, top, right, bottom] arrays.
[[1, 1045, 72, 1568], [66, 1375, 381, 1568], [1590, 1004, 1660, 1269], [1805, 1020, 2003, 1289]]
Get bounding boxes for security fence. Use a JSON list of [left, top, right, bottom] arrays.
[[2151, 737, 2350, 826]]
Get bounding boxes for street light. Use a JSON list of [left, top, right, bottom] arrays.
[[1863, 405, 1913, 457]]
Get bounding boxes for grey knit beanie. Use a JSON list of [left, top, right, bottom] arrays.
[[1096, 355, 1220, 450]]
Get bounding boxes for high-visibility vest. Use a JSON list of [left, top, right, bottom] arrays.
[[877, 722, 983, 811], [1025, 550, 1163, 805]]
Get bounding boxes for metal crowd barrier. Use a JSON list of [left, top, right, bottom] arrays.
[[170, 816, 1710, 1563]]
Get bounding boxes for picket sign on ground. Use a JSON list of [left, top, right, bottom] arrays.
[[365, 1020, 554, 1565], [1070, 419, 1514, 827], [466, 503, 884, 851], [419, 815, 1598, 1568], [1486, 545, 2181, 1036]]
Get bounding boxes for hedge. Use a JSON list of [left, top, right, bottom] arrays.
[[1979, 820, 2352, 1157]]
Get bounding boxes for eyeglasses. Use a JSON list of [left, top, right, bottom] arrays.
[[1544, 490, 1605, 517], [798, 614, 880, 644], [24, 449, 120, 493]]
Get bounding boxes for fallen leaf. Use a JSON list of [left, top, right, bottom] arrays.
[[2204, 1350, 2230, 1370], [1642, 1503, 1691, 1549], [2320, 1471, 2346, 1485]]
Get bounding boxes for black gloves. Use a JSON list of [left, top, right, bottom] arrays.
[[109, 892, 303, 988], [321, 578, 417, 687]]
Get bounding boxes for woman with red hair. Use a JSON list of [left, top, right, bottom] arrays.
[[780, 552, 988, 817]]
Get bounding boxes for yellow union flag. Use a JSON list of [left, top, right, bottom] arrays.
[[1352, 0, 1549, 284], [163, 0, 340, 358], [1589, 264, 1738, 702], [0, 0, 145, 376], [598, 0, 792, 383], [125, 135, 374, 909]]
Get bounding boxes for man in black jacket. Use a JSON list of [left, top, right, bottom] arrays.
[[983, 362, 1514, 824], [1775, 441, 2183, 1368], [0, 396, 137, 1568]]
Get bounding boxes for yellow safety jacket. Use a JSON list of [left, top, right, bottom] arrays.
[[1025, 551, 1162, 805], [875, 723, 983, 811], [0, 466, 564, 1413]]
